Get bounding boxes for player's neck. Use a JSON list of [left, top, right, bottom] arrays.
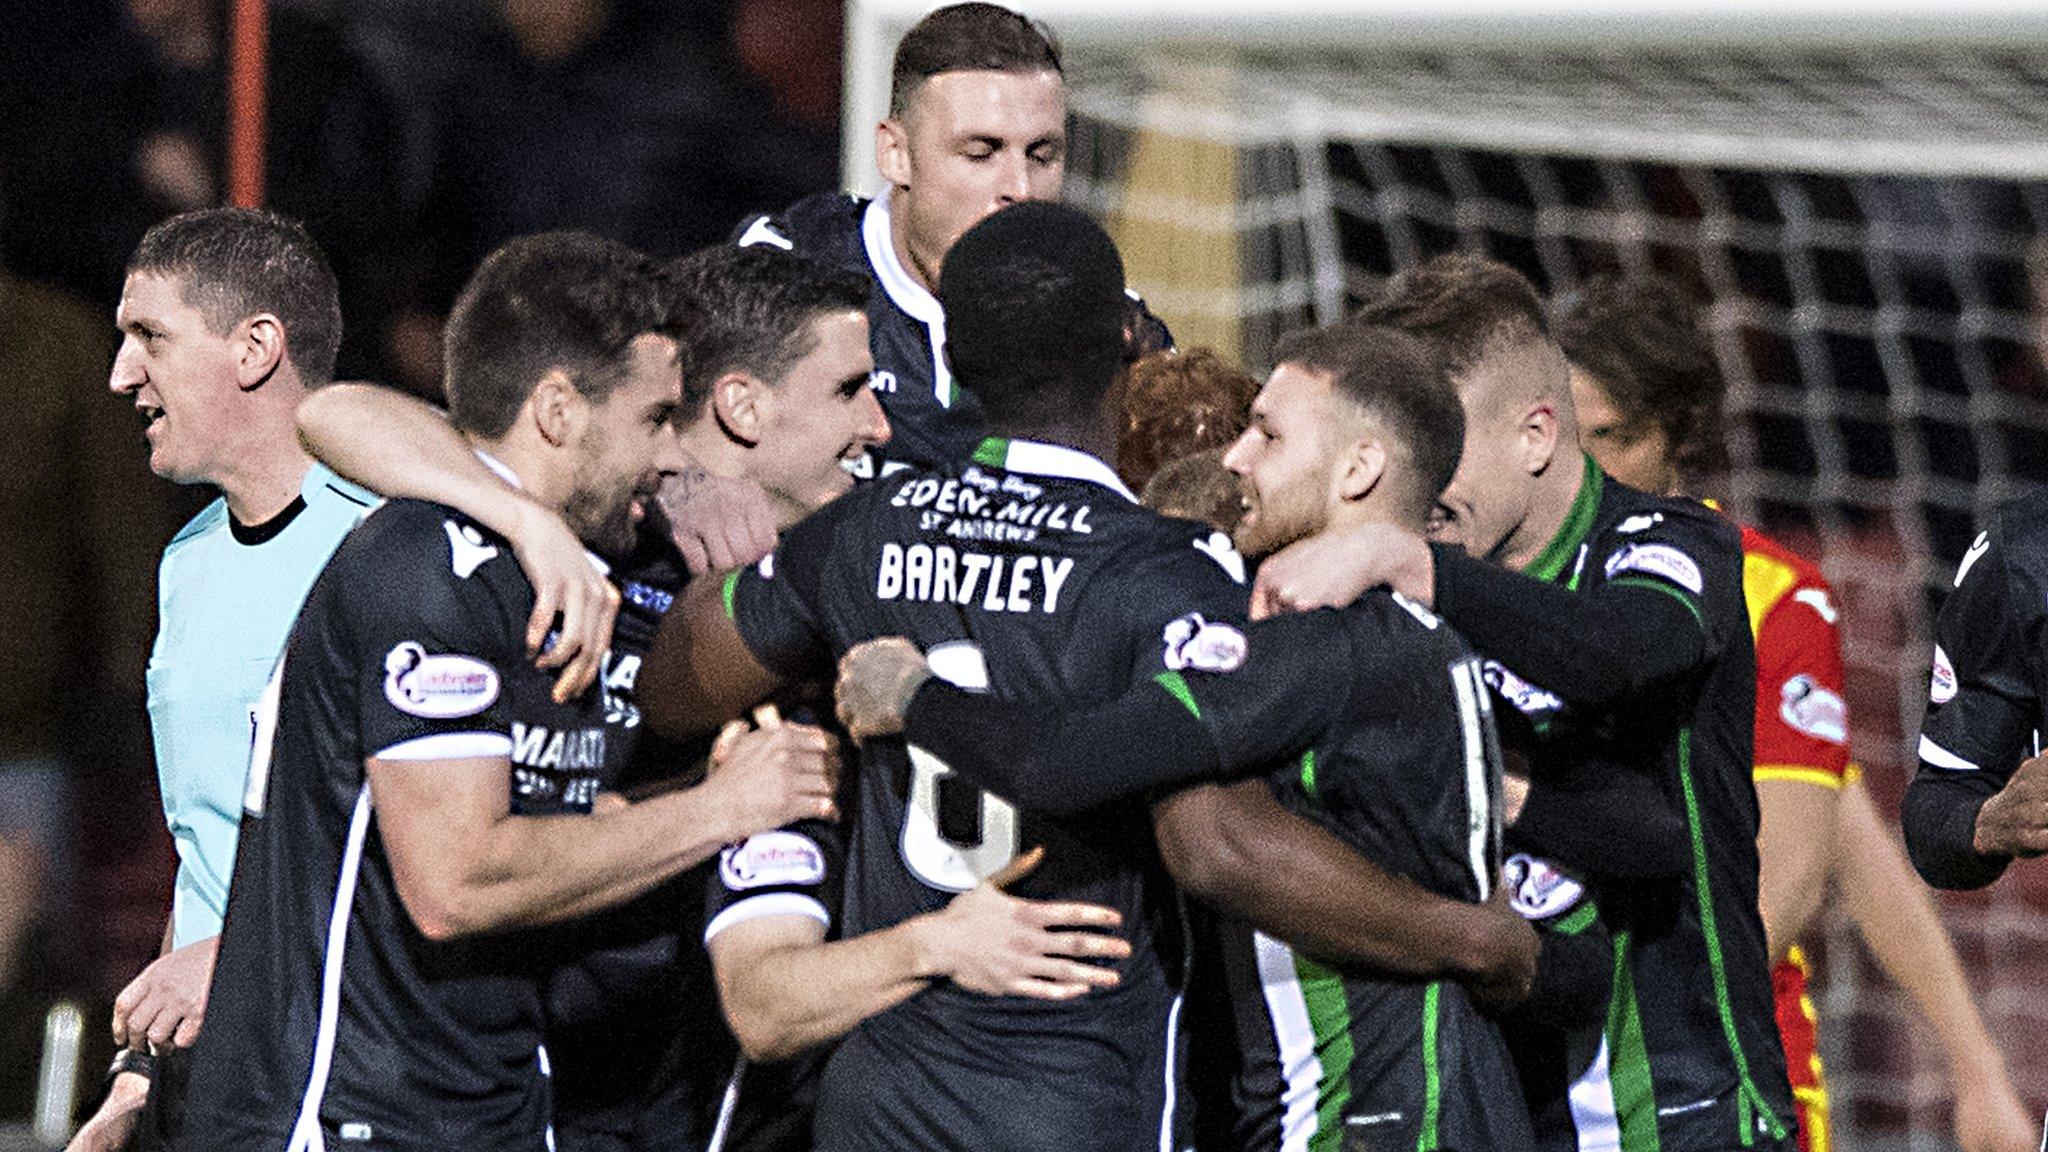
[[1498, 447, 1590, 573], [219, 439, 315, 527], [1322, 497, 1417, 540], [890, 203, 942, 295], [462, 433, 570, 514], [989, 415, 1117, 468]]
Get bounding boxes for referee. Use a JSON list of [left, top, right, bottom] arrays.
[[72, 208, 372, 1152]]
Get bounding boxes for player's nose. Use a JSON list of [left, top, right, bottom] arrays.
[[109, 338, 146, 395], [1220, 427, 1256, 475], [996, 153, 1032, 205], [860, 388, 892, 447]]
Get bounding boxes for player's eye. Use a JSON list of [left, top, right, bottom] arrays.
[[1028, 142, 1064, 165], [838, 375, 867, 400]]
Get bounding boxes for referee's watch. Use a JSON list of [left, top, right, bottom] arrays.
[[107, 1048, 155, 1084]]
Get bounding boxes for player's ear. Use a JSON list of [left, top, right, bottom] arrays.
[[1335, 437, 1388, 504], [712, 370, 766, 448], [877, 117, 913, 190], [531, 371, 588, 449], [1519, 401, 1561, 477], [234, 312, 287, 391]]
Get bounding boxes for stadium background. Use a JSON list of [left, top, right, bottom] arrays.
[[0, 0, 2042, 1148]]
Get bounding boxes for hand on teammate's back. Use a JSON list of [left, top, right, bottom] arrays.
[[507, 497, 621, 703], [660, 470, 780, 576], [835, 637, 932, 741], [1250, 523, 1434, 619], [706, 719, 842, 832], [1466, 884, 1541, 1017], [922, 847, 1130, 1000], [112, 933, 220, 1050], [1972, 752, 2048, 858]]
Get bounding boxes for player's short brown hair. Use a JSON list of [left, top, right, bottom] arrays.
[[1140, 448, 1244, 534], [127, 207, 342, 385], [1115, 348, 1258, 492], [1270, 323, 1465, 520], [890, 3, 1062, 117], [1553, 273, 1725, 477], [1352, 252, 1551, 378]]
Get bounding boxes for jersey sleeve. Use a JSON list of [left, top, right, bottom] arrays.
[[725, 505, 840, 680], [704, 818, 841, 943], [352, 513, 524, 763], [1751, 581, 1852, 790], [1092, 526, 1255, 687], [1159, 609, 1359, 776], [1905, 522, 2041, 888]]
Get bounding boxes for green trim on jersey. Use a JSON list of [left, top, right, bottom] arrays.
[[1417, 981, 1443, 1151], [1552, 899, 1599, 936], [1676, 729, 1790, 1146], [972, 436, 1010, 468], [721, 568, 743, 619], [1606, 931, 1662, 1152], [1527, 454, 1605, 584], [1299, 748, 1319, 799], [1154, 671, 1201, 719], [1609, 575, 1704, 626], [1296, 953, 1355, 1152]]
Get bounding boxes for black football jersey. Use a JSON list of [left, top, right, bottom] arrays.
[[1159, 598, 1533, 1152], [1907, 491, 2048, 890], [724, 436, 1248, 1151], [1451, 457, 1793, 1152], [178, 500, 642, 1151], [733, 192, 1170, 477], [540, 521, 739, 1152]]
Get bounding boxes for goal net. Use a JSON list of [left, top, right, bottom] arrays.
[[845, 3, 2048, 1146]]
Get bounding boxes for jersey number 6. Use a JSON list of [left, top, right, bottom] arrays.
[[900, 641, 1023, 891]]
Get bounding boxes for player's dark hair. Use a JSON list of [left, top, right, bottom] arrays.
[[1352, 252, 1551, 378], [939, 201, 1127, 435], [890, 3, 1062, 117], [1271, 322, 1465, 520], [1140, 448, 1244, 535], [443, 232, 682, 438], [126, 207, 342, 385], [1552, 273, 1726, 478], [667, 245, 871, 416]]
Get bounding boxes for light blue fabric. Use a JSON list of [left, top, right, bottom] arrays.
[[147, 462, 375, 947]]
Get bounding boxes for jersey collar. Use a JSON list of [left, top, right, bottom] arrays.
[[862, 189, 943, 326], [973, 436, 1139, 504], [1524, 453, 1603, 584]]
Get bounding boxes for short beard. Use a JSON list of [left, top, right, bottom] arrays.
[[564, 430, 640, 559], [1234, 489, 1324, 562]]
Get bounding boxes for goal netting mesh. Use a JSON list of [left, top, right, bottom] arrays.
[[1053, 41, 2048, 1149]]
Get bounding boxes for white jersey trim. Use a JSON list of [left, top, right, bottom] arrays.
[[1918, 734, 1981, 772], [862, 190, 954, 409], [1159, 992, 1184, 1152], [373, 732, 515, 762], [1451, 660, 1494, 900], [703, 892, 831, 944], [286, 781, 375, 1152], [1254, 931, 1323, 1152]]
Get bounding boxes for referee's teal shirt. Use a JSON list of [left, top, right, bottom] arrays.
[[147, 462, 375, 948]]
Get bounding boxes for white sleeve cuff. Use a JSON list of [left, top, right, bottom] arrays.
[[704, 892, 831, 944], [373, 732, 513, 762]]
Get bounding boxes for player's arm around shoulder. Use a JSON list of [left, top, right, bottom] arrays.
[[357, 512, 837, 938], [706, 844, 1127, 1062]]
